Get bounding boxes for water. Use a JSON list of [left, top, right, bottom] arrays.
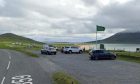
[[81, 44, 140, 52], [104, 44, 140, 52]]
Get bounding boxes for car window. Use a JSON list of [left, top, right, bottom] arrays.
[[93, 50, 104, 53], [49, 45, 54, 47], [71, 47, 78, 49], [103, 50, 110, 53]]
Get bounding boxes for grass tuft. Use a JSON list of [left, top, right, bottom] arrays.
[[52, 72, 79, 84]]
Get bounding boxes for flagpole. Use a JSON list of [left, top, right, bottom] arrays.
[[96, 27, 97, 50], [96, 25, 105, 50]]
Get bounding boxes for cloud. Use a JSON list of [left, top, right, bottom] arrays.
[[93, 0, 139, 28], [0, 0, 139, 42]]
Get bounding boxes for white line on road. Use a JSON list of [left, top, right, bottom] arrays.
[[7, 52, 11, 60], [1, 77, 5, 84], [9, 55, 11, 60], [7, 61, 11, 70], [1, 50, 12, 84]]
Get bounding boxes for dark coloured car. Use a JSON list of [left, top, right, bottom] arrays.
[[89, 50, 116, 60]]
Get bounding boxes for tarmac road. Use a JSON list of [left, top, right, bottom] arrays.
[[0, 49, 51, 84], [1, 49, 140, 84], [35, 51, 140, 84]]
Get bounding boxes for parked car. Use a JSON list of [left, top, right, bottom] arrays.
[[41, 45, 57, 55], [63, 46, 83, 54], [54, 47, 58, 51], [89, 50, 116, 60]]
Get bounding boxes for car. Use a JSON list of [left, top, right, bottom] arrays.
[[63, 46, 83, 54], [89, 50, 116, 60], [41, 45, 57, 55], [54, 46, 58, 51]]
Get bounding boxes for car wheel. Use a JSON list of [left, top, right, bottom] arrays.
[[90, 57, 93, 60], [79, 50, 82, 54], [54, 52, 56, 55], [111, 56, 116, 60], [41, 51, 43, 54], [69, 50, 72, 54], [94, 56, 98, 60], [46, 51, 49, 55]]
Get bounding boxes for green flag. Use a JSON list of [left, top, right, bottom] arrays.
[[96, 25, 105, 31]]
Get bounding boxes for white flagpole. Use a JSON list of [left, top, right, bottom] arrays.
[[96, 28, 97, 49]]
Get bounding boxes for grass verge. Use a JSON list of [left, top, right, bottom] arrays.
[[117, 54, 140, 63], [117, 56, 140, 63], [52, 72, 79, 84], [11, 48, 39, 58], [0, 43, 39, 58], [112, 51, 140, 63]]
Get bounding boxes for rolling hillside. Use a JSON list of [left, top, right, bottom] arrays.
[[87, 32, 140, 44], [101, 32, 140, 44], [0, 33, 43, 44]]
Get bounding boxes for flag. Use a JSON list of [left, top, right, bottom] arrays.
[[96, 25, 105, 31]]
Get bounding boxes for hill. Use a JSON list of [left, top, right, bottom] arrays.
[[0, 33, 43, 44], [87, 32, 140, 44]]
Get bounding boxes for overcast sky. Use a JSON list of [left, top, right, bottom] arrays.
[[0, 0, 140, 42]]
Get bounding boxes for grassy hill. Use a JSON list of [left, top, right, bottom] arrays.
[[101, 32, 140, 44], [87, 32, 140, 44], [0, 33, 44, 57], [0, 33, 43, 44], [0, 33, 44, 50]]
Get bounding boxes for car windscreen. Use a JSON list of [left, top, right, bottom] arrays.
[[71, 47, 78, 49], [93, 50, 104, 53], [49, 45, 54, 47]]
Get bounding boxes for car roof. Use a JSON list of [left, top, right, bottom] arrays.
[[93, 49, 106, 51], [92, 49, 106, 51]]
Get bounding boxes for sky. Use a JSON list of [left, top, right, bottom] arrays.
[[0, 0, 140, 42]]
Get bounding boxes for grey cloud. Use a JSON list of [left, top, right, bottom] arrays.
[[92, 0, 140, 31], [0, 0, 140, 42], [0, 0, 25, 17], [81, 0, 97, 6]]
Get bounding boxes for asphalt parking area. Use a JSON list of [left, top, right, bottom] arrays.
[[36, 51, 140, 84]]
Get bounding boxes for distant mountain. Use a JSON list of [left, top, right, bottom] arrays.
[[0, 33, 43, 44], [87, 32, 140, 44]]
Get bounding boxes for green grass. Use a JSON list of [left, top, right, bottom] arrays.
[[52, 72, 79, 84], [110, 50, 140, 63], [116, 51, 140, 57], [0, 42, 40, 58], [117, 56, 140, 63], [51, 43, 76, 48], [117, 52, 140, 63], [0, 33, 43, 57], [0, 33, 43, 44], [11, 48, 39, 58]]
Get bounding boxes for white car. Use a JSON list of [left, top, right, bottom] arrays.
[[63, 46, 83, 54]]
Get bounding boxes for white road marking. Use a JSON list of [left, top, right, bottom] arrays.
[[7, 61, 11, 70], [11, 75, 33, 84], [1, 77, 5, 84], [9, 55, 11, 60], [7, 52, 11, 60], [1, 50, 12, 84]]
